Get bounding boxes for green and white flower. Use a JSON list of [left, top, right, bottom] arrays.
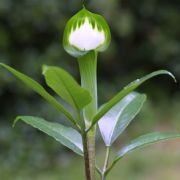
[[63, 7, 111, 57]]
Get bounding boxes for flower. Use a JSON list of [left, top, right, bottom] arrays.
[[63, 7, 111, 57]]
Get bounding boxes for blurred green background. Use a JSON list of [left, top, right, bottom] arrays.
[[0, 0, 180, 179]]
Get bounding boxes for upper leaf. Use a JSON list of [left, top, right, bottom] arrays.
[[14, 116, 83, 156], [91, 70, 176, 128], [42, 65, 92, 111], [98, 92, 146, 146], [0, 63, 76, 126]]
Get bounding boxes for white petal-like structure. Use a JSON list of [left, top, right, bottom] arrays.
[[69, 18, 105, 51], [63, 7, 111, 57]]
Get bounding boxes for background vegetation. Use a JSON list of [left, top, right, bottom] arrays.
[[0, 0, 180, 179]]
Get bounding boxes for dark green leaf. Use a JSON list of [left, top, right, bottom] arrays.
[[98, 92, 146, 146], [42, 65, 92, 111], [0, 63, 77, 126], [92, 70, 176, 128], [14, 116, 83, 156]]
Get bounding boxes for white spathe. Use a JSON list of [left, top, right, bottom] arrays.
[[69, 18, 105, 51]]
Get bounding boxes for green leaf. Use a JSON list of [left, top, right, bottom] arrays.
[[116, 132, 180, 159], [98, 92, 146, 146], [107, 132, 180, 174], [91, 70, 176, 128], [0, 63, 77, 126], [42, 65, 92, 111], [14, 116, 83, 156]]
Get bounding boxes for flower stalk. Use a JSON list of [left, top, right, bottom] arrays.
[[78, 51, 97, 180]]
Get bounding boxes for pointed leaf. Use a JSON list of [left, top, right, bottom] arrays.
[[42, 65, 92, 111], [113, 132, 180, 165], [98, 92, 146, 146], [92, 70, 176, 127], [14, 116, 83, 156], [0, 63, 76, 126], [106, 132, 180, 175]]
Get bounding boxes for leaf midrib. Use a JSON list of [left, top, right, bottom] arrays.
[[46, 68, 83, 111], [107, 96, 136, 146]]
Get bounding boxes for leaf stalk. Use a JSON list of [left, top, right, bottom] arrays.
[[101, 146, 110, 180]]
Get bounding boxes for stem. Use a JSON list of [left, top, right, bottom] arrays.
[[78, 51, 97, 126], [103, 147, 110, 173], [101, 175, 105, 180], [78, 51, 97, 180], [82, 130, 91, 180], [101, 147, 110, 180]]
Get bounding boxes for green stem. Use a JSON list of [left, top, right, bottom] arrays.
[[78, 51, 97, 180], [78, 51, 97, 126], [103, 147, 110, 172], [101, 147, 110, 180], [101, 175, 105, 180]]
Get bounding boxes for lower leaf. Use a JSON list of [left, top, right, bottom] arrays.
[[116, 132, 180, 160], [106, 132, 180, 174], [14, 116, 83, 156]]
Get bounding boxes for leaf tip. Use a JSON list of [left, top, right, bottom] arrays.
[[167, 71, 177, 83]]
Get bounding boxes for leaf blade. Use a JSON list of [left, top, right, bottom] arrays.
[[105, 132, 180, 175], [14, 116, 83, 156], [92, 70, 176, 127], [0, 63, 76, 126], [115, 132, 180, 162], [98, 92, 146, 146], [42, 65, 92, 111]]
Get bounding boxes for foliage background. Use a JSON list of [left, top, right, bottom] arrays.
[[0, 0, 180, 179]]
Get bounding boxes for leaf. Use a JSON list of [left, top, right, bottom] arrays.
[[0, 63, 77, 126], [106, 132, 180, 175], [14, 116, 83, 156], [42, 65, 92, 111], [91, 70, 176, 128], [98, 92, 146, 146], [109, 132, 180, 171]]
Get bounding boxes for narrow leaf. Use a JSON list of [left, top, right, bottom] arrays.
[[92, 70, 176, 127], [113, 132, 180, 166], [42, 65, 92, 111], [98, 92, 146, 146], [0, 63, 76, 126], [14, 116, 83, 156], [106, 132, 180, 175]]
